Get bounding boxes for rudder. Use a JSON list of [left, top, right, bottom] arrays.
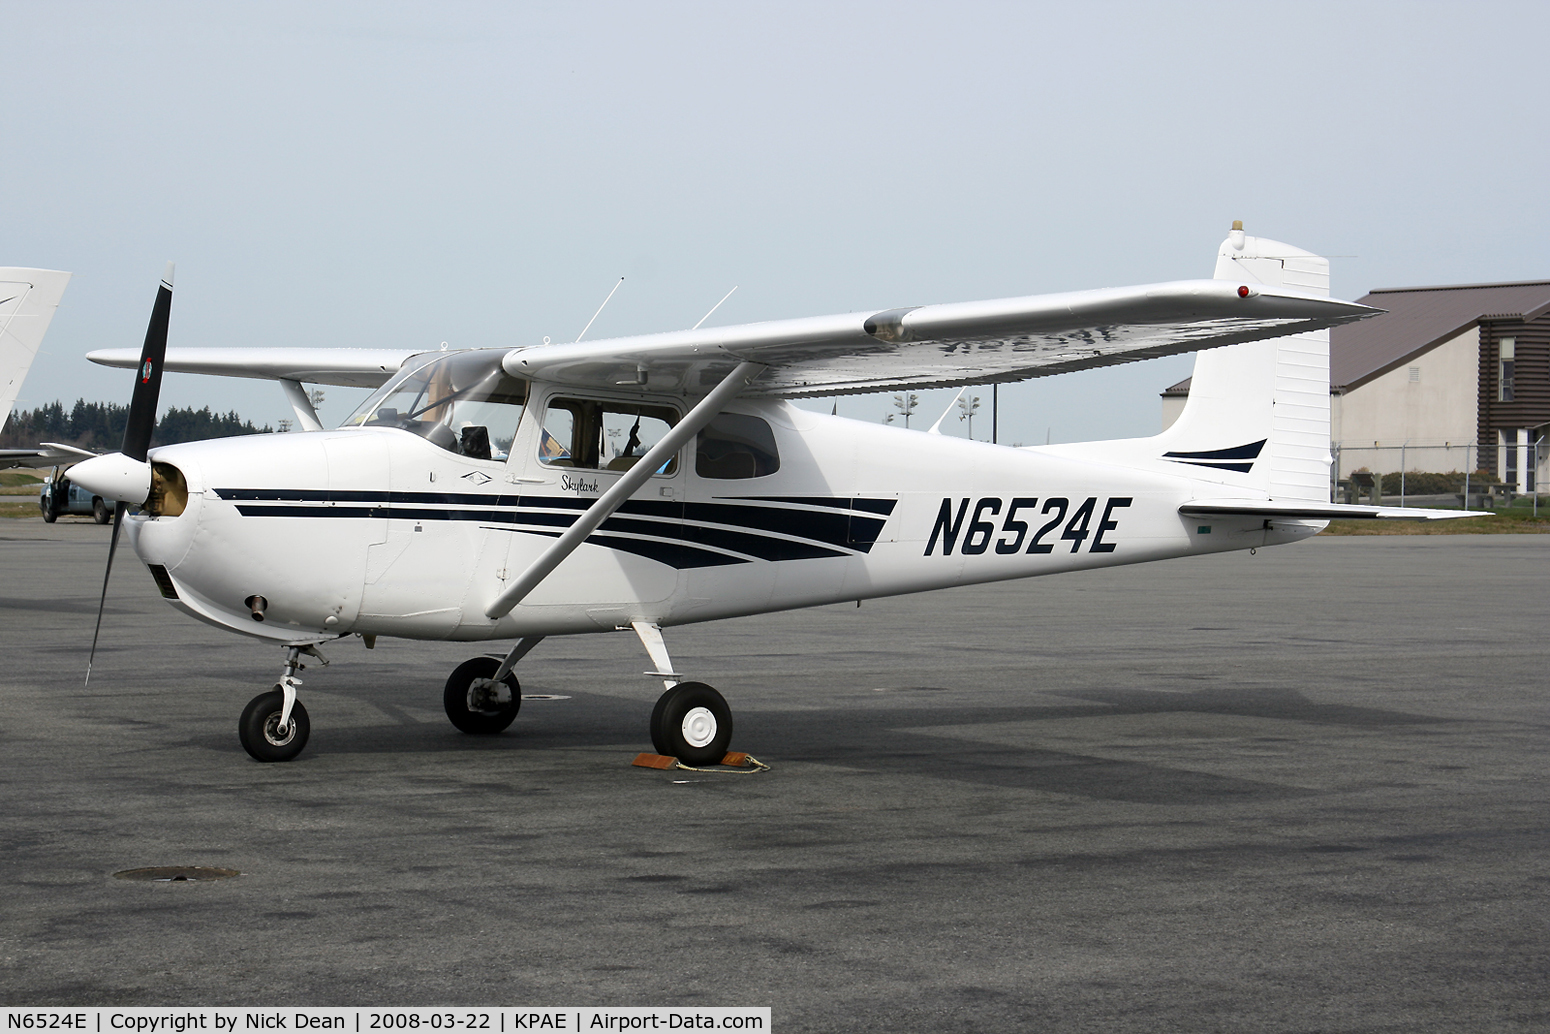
[[1157, 224, 1331, 503]]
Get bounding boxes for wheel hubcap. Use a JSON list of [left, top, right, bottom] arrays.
[[466, 677, 512, 715], [680, 706, 717, 748], [263, 713, 295, 747]]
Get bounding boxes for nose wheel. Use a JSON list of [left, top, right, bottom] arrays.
[[650, 682, 733, 766], [238, 644, 325, 762], [239, 687, 311, 762]]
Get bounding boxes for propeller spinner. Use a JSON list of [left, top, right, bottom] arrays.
[[77, 262, 174, 684]]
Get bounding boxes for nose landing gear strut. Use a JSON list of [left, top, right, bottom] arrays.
[[238, 644, 328, 762]]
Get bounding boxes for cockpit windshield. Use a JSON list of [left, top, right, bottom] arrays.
[[341, 350, 528, 461]]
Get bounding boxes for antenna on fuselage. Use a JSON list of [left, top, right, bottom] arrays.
[[575, 277, 625, 343], [692, 286, 738, 330]]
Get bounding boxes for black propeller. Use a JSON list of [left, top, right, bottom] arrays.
[[86, 263, 174, 685]]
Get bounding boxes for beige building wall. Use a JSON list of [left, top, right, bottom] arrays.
[[1160, 393, 1186, 430], [1333, 326, 1480, 478]]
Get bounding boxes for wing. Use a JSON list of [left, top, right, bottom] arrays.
[[82, 277, 1378, 398], [85, 346, 426, 388], [503, 279, 1379, 397]]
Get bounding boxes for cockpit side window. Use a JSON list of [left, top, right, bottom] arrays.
[[540, 397, 679, 474], [341, 351, 528, 461], [696, 413, 779, 479]]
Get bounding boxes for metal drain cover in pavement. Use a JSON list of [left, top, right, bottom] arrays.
[[113, 866, 241, 882]]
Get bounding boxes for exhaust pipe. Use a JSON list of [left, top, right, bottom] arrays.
[[245, 595, 268, 622]]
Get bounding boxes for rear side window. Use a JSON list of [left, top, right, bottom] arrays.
[[696, 413, 779, 479]]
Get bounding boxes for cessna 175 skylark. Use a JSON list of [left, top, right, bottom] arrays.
[[70, 225, 1475, 763]]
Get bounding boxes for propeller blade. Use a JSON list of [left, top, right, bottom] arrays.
[[122, 262, 174, 462], [86, 500, 130, 686], [86, 264, 175, 684]]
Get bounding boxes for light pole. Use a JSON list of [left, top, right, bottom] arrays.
[[891, 393, 919, 428], [957, 394, 980, 439]]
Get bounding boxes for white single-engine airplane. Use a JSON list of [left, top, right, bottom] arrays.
[[72, 225, 1475, 763]]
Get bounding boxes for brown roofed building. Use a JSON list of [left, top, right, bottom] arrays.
[[1162, 280, 1550, 495]]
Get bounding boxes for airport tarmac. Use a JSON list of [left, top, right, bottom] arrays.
[[1, 520, 1546, 1032]]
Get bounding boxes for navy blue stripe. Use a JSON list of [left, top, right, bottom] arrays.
[[846, 519, 887, 549], [602, 517, 847, 562], [231, 504, 844, 565], [222, 490, 891, 556], [1163, 439, 1267, 462], [237, 504, 380, 519], [218, 488, 898, 517], [218, 488, 507, 505], [478, 525, 747, 569], [588, 534, 749, 569], [735, 495, 899, 516], [235, 504, 575, 527], [1169, 460, 1256, 473]]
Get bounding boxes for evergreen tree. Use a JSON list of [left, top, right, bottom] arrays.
[[0, 399, 272, 450]]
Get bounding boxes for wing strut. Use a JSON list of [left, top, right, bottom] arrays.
[[279, 379, 325, 431], [484, 360, 767, 620]]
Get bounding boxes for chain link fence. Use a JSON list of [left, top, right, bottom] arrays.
[[1332, 439, 1548, 510]]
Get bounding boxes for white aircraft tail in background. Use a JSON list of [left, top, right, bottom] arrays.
[[0, 267, 77, 469]]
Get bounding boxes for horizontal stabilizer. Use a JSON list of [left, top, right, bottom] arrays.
[[0, 442, 97, 470], [1180, 500, 1490, 521], [39, 442, 96, 461]]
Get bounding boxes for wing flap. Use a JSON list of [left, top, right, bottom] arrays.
[[86, 346, 425, 388]]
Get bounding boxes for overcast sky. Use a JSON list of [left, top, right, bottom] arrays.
[[4, 1, 1548, 441]]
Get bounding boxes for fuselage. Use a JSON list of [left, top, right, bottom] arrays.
[[126, 391, 1318, 646]]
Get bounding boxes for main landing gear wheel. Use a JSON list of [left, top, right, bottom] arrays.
[[239, 688, 311, 762], [650, 682, 732, 766], [444, 656, 521, 734]]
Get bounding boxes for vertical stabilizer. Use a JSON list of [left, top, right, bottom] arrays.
[[1157, 225, 1331, 502], [0, 268, 72, 432]]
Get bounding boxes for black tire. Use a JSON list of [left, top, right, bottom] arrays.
[[650, 681, 732, 766], [92, 497, 110, 524], [443, 656, 521, 734], [238, 688, 311, 762], [40, 498, 56, 522]]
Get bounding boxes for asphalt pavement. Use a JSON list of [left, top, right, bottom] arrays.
[[2, 519, 1547, 1032]]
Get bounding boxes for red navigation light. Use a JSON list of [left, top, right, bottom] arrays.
[[1237, 285, 1250, 298]]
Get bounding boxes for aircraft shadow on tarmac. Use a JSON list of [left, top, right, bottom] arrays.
[[175, 682, 1458, 806], [0, 595, 138, 617]]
